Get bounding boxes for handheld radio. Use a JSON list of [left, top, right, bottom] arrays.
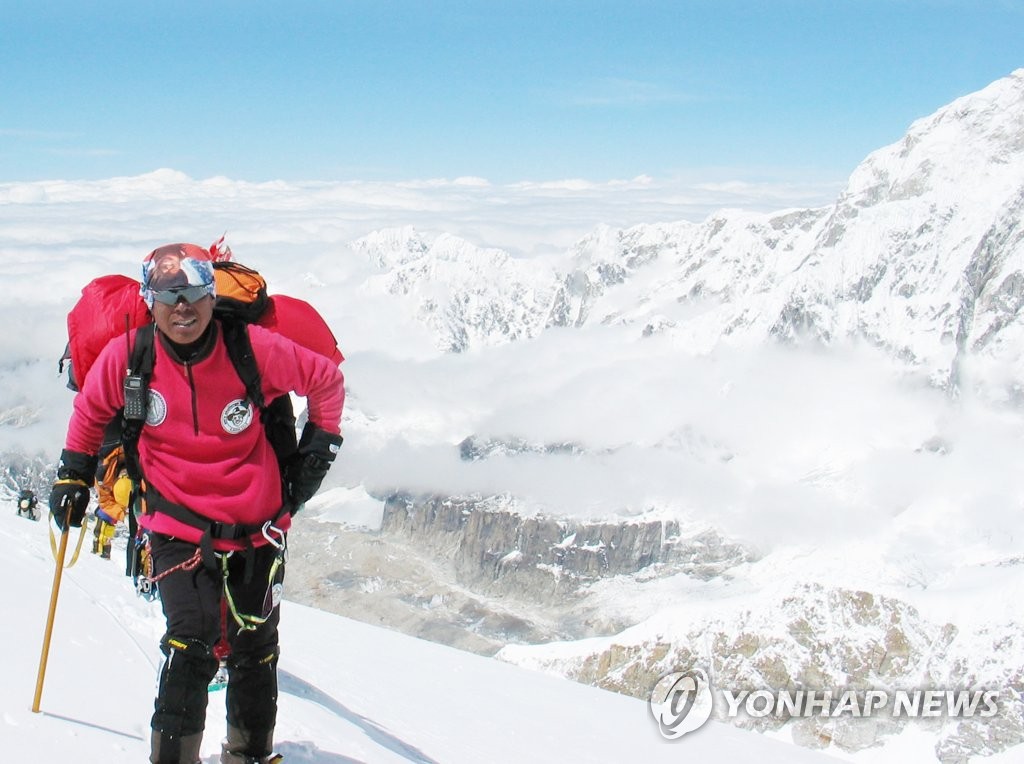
[[123, 315, 149, 422]]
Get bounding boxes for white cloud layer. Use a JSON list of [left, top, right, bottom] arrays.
[[0, 169, 841, 259], [2, 169, 1019, 591]]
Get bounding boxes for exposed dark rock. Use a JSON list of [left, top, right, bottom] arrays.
[[380, 492, 754, 598], [457, 435, 587, 461]]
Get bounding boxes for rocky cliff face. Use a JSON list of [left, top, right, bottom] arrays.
[[287, 486, 755, 657], [380, 492, 753, 598], [285, 489, 755, 656]]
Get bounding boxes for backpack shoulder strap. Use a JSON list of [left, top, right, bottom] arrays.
[[129, 323, 157, 377], [220, 318, 266, 412], [220, 319, 299, 468]]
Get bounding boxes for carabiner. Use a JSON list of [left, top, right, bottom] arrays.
[[261, 521, 285, 550]]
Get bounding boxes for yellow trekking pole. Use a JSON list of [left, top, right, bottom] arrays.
[[32, 503, 73, 713]]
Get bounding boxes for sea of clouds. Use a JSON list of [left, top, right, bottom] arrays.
[[3, 169, 1022, 587]]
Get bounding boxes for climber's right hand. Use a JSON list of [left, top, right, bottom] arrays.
[[49, 449, 97, 531]]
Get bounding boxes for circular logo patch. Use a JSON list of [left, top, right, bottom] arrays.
[[221, 398, 254, 434], [145, 390, 167, 426]]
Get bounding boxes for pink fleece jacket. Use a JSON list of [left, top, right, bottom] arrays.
[[65, 321, 345, 548]]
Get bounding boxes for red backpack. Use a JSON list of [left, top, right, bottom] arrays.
[[58, 250, 344, 484], [60, 260, 343, 392]]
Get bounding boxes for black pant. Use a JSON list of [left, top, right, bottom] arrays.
[[149, 534, 283, 745]]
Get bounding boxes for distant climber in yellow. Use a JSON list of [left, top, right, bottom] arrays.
[[92, 445, 132, 559]]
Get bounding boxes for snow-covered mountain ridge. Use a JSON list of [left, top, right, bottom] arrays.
[[353, 228, 562, 352], [359, 69, 1024, 400]]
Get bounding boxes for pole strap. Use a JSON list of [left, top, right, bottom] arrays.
[[48, 516, 90, 568]]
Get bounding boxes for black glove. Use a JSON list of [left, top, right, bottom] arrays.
[[49, 449, 98, 530], [283, 423, 343, 512]]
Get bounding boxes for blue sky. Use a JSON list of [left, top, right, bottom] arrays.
[[1, 0, 1020, 185]]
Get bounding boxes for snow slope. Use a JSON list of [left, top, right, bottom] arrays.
[[0, 506, 839, 763]]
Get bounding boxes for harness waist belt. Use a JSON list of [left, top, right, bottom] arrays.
[[142, 482, 282, 540]]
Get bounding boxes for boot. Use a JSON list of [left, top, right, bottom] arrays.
[[150, 730, 203, 763], [220, 724, 278, 763]]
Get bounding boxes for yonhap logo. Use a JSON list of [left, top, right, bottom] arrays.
[[649, 668, 714, 739], [647, 667, 1003, 742]]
